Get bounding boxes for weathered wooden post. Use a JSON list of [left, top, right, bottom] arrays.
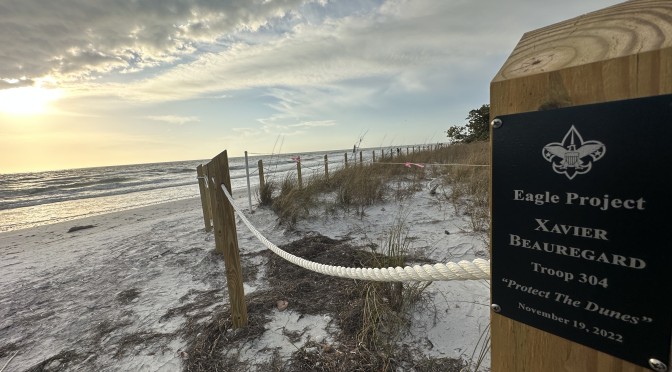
[[258, 159, 265, 191], [206, 150, 248, 328], [359, 151, 363, 165], [244, 151, 252, 211], [324, 154, 329, 179], [296, 158, 303, 189], [196, 164, 212, 232], [372, 150, 376, 162], [490, 2, 672, 371], [344, 152, 348, 168]]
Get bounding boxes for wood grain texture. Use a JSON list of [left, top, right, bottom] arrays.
[[196, 164, 212, 232], [494, 0, 672, 83], [207, 150, 248, 328], [490, 1, 672, 371], [258, 159, 265, 191]]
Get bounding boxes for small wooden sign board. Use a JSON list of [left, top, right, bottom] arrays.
[[491, 94, 672, 370]]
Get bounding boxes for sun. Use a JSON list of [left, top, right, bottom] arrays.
[[0, 86, 62, 116]]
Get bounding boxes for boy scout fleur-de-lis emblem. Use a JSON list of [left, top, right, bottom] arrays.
[[542, 125, 606, 180]]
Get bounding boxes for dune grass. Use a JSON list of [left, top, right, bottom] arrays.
[[267, 142, 490, 236], [259, 142, 491, 370]]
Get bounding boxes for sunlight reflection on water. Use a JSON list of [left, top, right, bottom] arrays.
[[0, 184, 198, 232]]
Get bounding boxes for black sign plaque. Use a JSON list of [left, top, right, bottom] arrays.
[[492, 94, 672, 370]]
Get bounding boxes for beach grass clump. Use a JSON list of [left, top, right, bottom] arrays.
[[271, 173, 317, 227], [329, 165, 386, 213], [355, 216, 431, 362], [256, 178, 276, 206]]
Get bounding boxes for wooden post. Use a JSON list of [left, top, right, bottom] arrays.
[[372, 150, 376, 162], [258, 159, 265, 191], [406, 147, 409, 155], [206, 150, 248, 328], [324, 154, 329, 179], [490, 2, 672, 371], [196, 164, 212, 232], [203, 166, 213, 226], [244, 151, 252, 211], [359, 151, 363, 165], [296, 159, 303, 189], [344, 153, 348, 168]]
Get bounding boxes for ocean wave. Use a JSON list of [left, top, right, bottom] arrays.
[[0, 181, 198, 211]]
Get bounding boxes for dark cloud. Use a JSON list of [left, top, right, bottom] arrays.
[[0, 0, 305, 81]]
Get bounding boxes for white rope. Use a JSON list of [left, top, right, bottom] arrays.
[[373, 162, 490, 167], [0, 351, 18, 372], [220, 185, 490, 282]]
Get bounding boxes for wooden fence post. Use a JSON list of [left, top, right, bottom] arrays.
[[344, 153, 348, 168], [324, 154, 329, 179], [372, 150, 376, 162], [490, 2, 672, 371], [296, 159, 303, 189], [244, 151, 252, 211], [207, 150, 248, 328], [258, 159, 265, 191], [196, 164, 212, 232], [359, 151, 363, 165]]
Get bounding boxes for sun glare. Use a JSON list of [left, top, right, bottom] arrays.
[[0, 86, 62, 116]]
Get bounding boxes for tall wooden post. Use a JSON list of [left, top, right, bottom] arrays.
[[344, 153, 348, 168], [196, 164, 212, 232], [490, 2, 672, 371], [206, 150, 248, 328], [258, 159, 265, 191], [359, 151, 363, 165], [296, 159, 303, 189], [324, 154, 329, 179], [244, 151, 252, 211]]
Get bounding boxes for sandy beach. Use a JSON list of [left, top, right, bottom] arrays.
[[0, 184, 490, 371]]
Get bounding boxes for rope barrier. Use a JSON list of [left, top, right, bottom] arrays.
[[219, 184, 490, 282], [373, 162, 490, 167]]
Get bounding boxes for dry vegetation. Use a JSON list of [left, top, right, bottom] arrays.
[[266, 142, 490, 240], [181, 142, 491, 372]]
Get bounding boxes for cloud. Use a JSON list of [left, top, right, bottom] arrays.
[[0, 0, 308, 84], [289, 120, 336, 128], [109, 0, 574, 103], [0, 78, 35, 89], [146, 115, 200, 124]]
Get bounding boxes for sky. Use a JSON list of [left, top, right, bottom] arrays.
[[0, 0, 623, 173]]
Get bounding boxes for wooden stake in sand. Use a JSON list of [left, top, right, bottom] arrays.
[[196, 164, 212, 232], [257, 159, 265, 191], [324, 154, 329, 179], [207, 150, 248, 328]]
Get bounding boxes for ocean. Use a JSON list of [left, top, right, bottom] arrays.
[[0, 148, 379, 233]]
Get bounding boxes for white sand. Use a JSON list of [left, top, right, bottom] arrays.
[[0, 185, 491, 371]]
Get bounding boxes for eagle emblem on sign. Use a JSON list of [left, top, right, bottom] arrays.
[[542, 125, 606, 180]]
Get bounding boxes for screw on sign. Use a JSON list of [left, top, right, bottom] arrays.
[[648, 358, 667, 372]]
